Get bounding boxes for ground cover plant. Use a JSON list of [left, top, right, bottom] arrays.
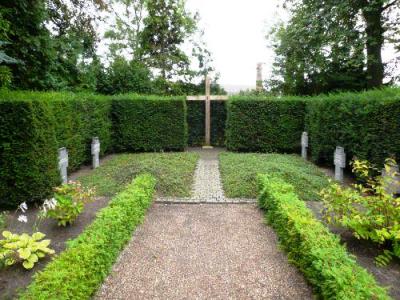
[[78, 152, 199, 198], [257, 174, 390, 299], [19, 174, 156, 299], [219, 152, 329, 201]]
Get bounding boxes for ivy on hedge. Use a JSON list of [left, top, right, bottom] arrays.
[[19, 174, 156, 300], [257, 174, 390, 299], [305, 88, 400, 167], [226, 97, 306, 152]]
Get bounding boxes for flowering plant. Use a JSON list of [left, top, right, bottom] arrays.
[[42, 181, 96, 226]]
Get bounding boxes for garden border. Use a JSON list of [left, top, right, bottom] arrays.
[[257, 174, 390, 299], [19, 173, 156, 300]]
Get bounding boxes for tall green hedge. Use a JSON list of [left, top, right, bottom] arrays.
[[0, 99, 59, 208], [186, 100, 226, 146], [226, 97, 306, 152], [305, 88, 400, 166], [111, 96, 187, 152], [0, 92, 186, 208]]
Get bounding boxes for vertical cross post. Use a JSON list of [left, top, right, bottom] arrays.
[[205, 75, 211, 146]]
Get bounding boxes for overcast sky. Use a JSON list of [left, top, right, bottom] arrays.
[[185, 0, 398, 92], [186, 0, 284, 91], [99, 1, 398, 92]]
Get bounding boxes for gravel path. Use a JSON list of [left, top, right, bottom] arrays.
[[96, 204, 313, 299], [157, 148, 255, 203]]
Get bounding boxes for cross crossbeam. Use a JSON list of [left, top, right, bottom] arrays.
[[186, 76, 228, 147]]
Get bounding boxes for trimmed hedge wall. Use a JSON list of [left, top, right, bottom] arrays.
[[19, 174, 156, 300], [257, 174, 390, 299], [187, 100, 226, 146], [112, 95, 187, 152], [0, 99, 59, 208], [305, 89, 400, 167], [226, 97, 306, 152], [0, 91, 186, 208]]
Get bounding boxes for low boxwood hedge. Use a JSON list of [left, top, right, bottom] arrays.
[[257, 174, 390, 299], [226, 97, 306, 152], [19, 173, 156, 300]]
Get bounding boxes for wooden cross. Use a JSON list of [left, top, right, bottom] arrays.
[[187, 75, 228, 147]]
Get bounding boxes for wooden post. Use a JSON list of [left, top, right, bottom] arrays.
[[205, 75, 211, 147]]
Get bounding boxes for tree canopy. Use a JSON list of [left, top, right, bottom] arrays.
[[267, 0, 400, 95]]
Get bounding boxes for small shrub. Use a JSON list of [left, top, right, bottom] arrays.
[[20, 174, 156, 299], [0, 231, 55, 269], [321, 158, 400, 266], [42, 181, 96, 226], [257, 174, 389, 299]]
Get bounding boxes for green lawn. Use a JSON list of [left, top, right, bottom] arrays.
[[78, 152, 199, 198], [219, 152, 330, 201]]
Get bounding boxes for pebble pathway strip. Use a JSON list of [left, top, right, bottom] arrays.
[[157, 148, 256, 203], [96, 204, 313, 300]]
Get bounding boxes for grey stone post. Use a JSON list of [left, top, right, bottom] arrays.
[[382, 162, 400, 195], [91, 137, 100, 169], [334, 146, 346, 182], [58, 147, 69, 184], [301, 132, 308, 159]]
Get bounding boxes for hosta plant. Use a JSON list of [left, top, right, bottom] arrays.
[[0, 231, 55, 269], [43, 181, 96, 226], [320, 158, 400, 266]]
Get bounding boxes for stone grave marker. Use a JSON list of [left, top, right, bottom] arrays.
[[334, 146, 346, 182], [382, 161, 400, 195], [91, 137, 100, 169], [58, 147, 69, 184], [301, 132, 308, 159]]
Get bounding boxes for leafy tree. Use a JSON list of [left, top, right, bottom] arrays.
[[104, 0, 145, 59], [138, 0, 197, 79], [96, 56, 153, 94], [46, 0, 108, 89], [269, 0, 400, 94], [1, 0, 56, 89]]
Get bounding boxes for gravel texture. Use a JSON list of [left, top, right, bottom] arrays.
[[157, 148, 255, 204], [96, 204, 313, 299]]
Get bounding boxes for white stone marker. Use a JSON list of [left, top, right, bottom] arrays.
[[301, 132, 308, 159], [58, 147, 69, 184], [382, 162, 400, 195], [334, 146, 346, 182], [91, 137, 100, 169]]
